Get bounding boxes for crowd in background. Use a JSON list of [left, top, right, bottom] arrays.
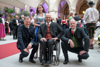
[[0, 10, 100, 47]]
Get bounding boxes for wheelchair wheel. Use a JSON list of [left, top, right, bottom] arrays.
[[54, 55, 59, 66], [53, 42, 60, 66]]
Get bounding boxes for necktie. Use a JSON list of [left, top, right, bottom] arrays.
[[72, 30, 74, 36], [46, 23, 52, 39]]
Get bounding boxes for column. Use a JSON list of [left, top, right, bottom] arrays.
[[25, 5, 30, 12], [49, 11, 58, 19], [69, 8, 76, 14], [15, 7, 20, 14]]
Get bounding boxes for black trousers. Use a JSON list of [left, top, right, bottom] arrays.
[[40, 39, 55, 61], [13, 26, 18, 39], [20, 44, 38, 60], [61, 42, 89, 61]]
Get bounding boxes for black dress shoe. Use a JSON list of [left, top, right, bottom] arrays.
[[19, 54, 23, 63], [29, 59, 36, 63], [63, 60, 69, 64], [78, 58, 82, 62]]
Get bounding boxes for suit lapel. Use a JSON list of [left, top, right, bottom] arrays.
[[44, 23, 47, 36], [23, 26, 28, 36], [69, 28, 72, 38], [49, 22, 52, 30], [49, 22, 53, 35], [23, 25, 31, 37], [74, 28, 77, 37], [28, 26, 31, 35]]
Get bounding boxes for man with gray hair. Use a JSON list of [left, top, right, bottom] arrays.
[[61, 19, 89, 64], [12, 15, 19, 39], [83, 1, 99, 49], [17, 16, 38, 63], [19, 15, 24, 25]]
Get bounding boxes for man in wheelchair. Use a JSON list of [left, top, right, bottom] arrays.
[[37, 14, 64, 64]]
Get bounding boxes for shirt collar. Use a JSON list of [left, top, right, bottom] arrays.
[[46, 22, 51, 25], [71, 28, 76, 32], [24, 25, 29, 29]]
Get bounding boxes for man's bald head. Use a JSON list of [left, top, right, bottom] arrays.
[[45, 13, 51, 17], [16, 15, 19, 19], [45, 13, 52, 23], [69, 19, 77, 30]]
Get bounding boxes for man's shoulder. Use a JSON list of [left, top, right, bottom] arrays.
[[85, 7, 94, 11], [18, 24, 24, 29], [30, 25, 34, 28], [65, 28, 70, 32], [76, 27, 83, 31], [13, 18, 16, 20], [41, 23, 46, 26], [58, 18, 61, 20], [86, 7, 97, 11], [85, 8, 90, 11], [51, 22, 58, 25]]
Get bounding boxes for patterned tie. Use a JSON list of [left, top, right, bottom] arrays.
[[72, 30, 74, 36], [46, 23, 51, 39]]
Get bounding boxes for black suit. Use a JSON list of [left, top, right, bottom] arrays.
[[19, 19, 24, 24], [17, 24, 38, 59], [9, 22, 13, 35], [37, 22, 64, 62], [61, 27, 89, 61], [12, 19, 19, 39]]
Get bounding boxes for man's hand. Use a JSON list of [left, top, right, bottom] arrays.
[[69, 39, 74, 48], [27, 43, 32, 49], [52, 37, 58, 42], [23, 48, 29, 53], [79, 50, 86, 55], [40, 38, 47, 42]]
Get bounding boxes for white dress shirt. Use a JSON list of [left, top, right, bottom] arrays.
[[16, 20, 19, 25], [83, 7, 99, 24]]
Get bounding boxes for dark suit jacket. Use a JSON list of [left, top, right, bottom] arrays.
[[57, 18, 62, 26], [17, 24, 35, 50], [61, 27, 90, 52], [12, 19, 19, 30], [12, 19, 19, 26], [37, 22, 64, 40], [19, 19, 24, 24]]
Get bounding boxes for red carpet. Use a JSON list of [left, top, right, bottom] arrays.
[[0, 42, 20, 59]]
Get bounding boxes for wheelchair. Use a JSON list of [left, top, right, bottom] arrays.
[[39, 40, 60, 66]]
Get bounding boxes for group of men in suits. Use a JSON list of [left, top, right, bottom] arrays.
[[17, 14, 89, 65], [12, 16, 19, 39], [12, 15, 24, 39]]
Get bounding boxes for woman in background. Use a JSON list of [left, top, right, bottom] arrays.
[[5, 19, 9, 35], [0, 14, 5, 40], [34, 5, 46, 58], [61, 16, 67, 31]]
